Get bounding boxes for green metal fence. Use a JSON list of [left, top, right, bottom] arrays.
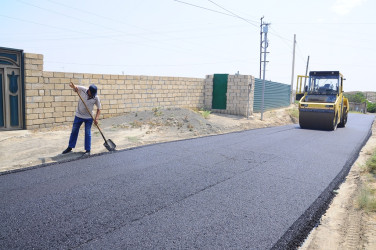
[[253, 78, 291, 112]]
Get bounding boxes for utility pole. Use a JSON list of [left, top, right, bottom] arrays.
[[259, 16, 264, 78], [290, 34, 296, 104], [304, 55, 310, 87], [261, 23, 270, 121]]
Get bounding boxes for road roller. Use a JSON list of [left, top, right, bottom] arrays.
[[296, 71, 349, 130]]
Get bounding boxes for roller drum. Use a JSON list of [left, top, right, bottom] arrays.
[[299, 109, 337, 130]]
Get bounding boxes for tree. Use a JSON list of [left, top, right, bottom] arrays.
[[345, 92, 366, 103], [367, 101, 376, 113]]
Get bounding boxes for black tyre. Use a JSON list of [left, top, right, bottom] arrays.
[[338, 110, 348, 128], [330, 113, 338, 131]]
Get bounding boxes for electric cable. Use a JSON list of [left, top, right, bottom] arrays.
[[10, 0, 252, 64], [207, 0, 259, 27], [174, 0, 259, 28]]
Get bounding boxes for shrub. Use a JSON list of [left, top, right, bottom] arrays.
[[201, 110, 211, 119], [345, 92, 366, 103], [367, 101, 376, 113]]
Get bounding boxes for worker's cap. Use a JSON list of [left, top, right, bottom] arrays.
[[89, 84, 97, 96]]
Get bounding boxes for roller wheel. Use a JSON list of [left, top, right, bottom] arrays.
[[330, 113, 338, 131], [338, 111, 347, 128]]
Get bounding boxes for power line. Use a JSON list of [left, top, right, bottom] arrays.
[[0, 14, 94, 37], [1, 15, 254, 70], [0, 13, 206, 58], [2, 30, 251, 43], [268, 27, 292, 42], [45, 59, 253, 68], [14, 0, 157, 43], [268, 27, 293, 51], [4, 0, 272, 74], [207, 0, 259, 27], [174, 0, 259, 28], [274, 22, 376, 25], [46, 0, 151, 32], [174, 0, 241, 18], [17, 0, 255, 63], [296, 43, 307, 64], [46, 0, 257, 38], [0, 14, 172, 51], [7, 1, 238, 62]]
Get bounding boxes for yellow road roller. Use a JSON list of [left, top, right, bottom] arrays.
[[296, 71, 349, 130]]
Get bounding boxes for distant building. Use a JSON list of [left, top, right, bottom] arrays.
[[349, 102, 367, 114]]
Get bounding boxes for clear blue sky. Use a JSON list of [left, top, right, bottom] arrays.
[[1, 0, 375, 92]]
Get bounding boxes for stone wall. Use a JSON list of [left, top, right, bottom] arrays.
[[204, 74, 254, 117], [24, 53, 205, 129]]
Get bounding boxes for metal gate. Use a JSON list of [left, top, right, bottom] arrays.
[[212, 74, 228, 110], [0, 47, 24, 130]]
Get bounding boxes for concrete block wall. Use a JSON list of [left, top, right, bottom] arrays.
[[24, 53, 205, 129], [204, 74, 255, 117]]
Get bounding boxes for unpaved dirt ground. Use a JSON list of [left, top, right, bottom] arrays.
[[1, 106, 375, 248]]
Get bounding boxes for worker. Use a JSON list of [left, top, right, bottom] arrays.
[[62, 82, 101, 157]]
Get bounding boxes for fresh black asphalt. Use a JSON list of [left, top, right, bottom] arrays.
[[0, 113, 374, 249]]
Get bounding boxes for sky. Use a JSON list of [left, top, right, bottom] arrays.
[[1, 0, 375, 92]]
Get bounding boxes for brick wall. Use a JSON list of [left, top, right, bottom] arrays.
[[24, 53, 205, 129], [204, 74, 255, 117]]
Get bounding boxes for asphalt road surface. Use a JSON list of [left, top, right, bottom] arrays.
[[1, 113, 374, 249]]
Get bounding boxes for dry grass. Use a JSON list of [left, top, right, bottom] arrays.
[[127, 136, 140, 143], [358, 184, 376, 212], [358, 149, 376, 211], [366, 153, 376, 174], [152, 107, 163, 117], [287, 107, 299, 119], [130, 120, 144, 128]]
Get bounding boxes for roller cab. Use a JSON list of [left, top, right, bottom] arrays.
[[297, 71, 348, 130]]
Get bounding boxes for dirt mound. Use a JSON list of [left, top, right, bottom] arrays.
[[101, 107, 222, 136]]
